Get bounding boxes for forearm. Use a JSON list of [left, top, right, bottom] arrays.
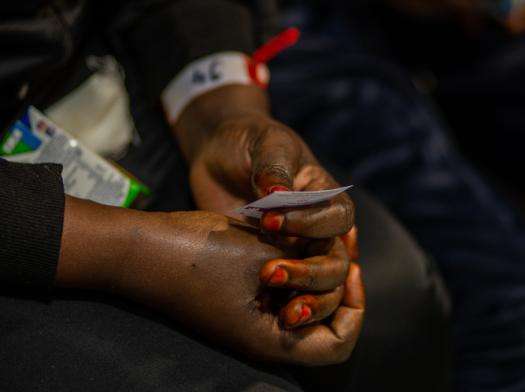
[[54, 197, 213, 303], [56, 196, 148, 290]]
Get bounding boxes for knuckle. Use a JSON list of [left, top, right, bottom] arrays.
[[266, 124, 300, 145], [266, 123, 289, 136], [291, 262, 317, 289]]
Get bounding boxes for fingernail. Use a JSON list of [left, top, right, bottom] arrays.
[[268, 267, 288, 285], [261, 211, 284, 232], [288, 305, 311, 328], [300, 304, 312, 320], [266, 185, 290, 195]]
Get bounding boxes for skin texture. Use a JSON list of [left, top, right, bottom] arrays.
[[53, 74, 365, 366], [56, 196, 364, 366], [55, 83, 364, 366], [173, 84, 357, 327]]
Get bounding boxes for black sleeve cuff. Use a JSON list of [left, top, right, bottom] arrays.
[[112, 0, 255, 100], [0, 159, 65, 289]]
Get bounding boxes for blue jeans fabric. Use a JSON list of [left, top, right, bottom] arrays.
[[269, 7, 525, 392]]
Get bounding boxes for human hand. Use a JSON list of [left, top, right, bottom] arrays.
[[57, 198, 364, 365], [171, 85, 356, 328], [144, 212, 362, 366], [190, 113, 354, 239]]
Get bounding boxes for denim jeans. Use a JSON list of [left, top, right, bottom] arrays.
[[269, 6, 525, 391]]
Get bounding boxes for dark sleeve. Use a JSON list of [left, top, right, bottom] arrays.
[[0, 159, 65, 289], [110, 0, 258, 100]]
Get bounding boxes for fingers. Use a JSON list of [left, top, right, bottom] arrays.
[[330, 263, 365, 341], [260, 192, 355, 239], [250, 130, 354, 239], [250, 127, 301, 197], [259, 239, 349, 291], [304, 237, 335, 256], [280, 263, 365, 366], [279, 286, 345, 329], [340, 226, 359, 261]]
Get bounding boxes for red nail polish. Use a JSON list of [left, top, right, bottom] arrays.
[[269, 267, 288, 285], [299, 305, 312, 321], [267, 185, 289, 195], [262, 212, 284, 232]]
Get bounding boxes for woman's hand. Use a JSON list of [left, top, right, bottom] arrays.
[[175, 85, 354, 239], [188, 112, 355, 239], [172, 84, 357, 329], [120, 211, 364, 365], [56, 197, 364, 366]]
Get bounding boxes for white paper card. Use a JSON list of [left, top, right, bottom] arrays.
[[234, 186, 353, 218]]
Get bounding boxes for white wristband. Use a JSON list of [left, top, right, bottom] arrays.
[[161, 51, 270, 124]]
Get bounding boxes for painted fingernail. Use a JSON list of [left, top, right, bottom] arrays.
[[261, 211, 285, 232], [267, 185, 290, 195], [299, 304, 312, 321], [268, 267, 288, 285], [287, 305, 311, 328]]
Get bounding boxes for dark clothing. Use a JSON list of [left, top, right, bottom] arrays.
[[0, 0, 274, 129], [0, 0, 262, 130], [269, 5, 525, 390], [0, 0, 262, 288], [0, 3, 453, 390], [0, 188, 451, 392], [0, 160, 64, 288]]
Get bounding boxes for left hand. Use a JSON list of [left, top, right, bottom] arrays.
[[57, 199, 365, 364], [171, 84, 357, 327], [175, 87, 355, 239]]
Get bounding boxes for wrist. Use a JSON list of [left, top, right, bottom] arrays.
[[173, 84, 270, 162], [104, 211, 222, 307], [55, 196, 143, 291]]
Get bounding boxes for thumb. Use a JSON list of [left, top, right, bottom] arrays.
[[250, 127, 302, 197]]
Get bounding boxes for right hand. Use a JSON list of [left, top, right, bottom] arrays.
[[117, 211, 364, 366]]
